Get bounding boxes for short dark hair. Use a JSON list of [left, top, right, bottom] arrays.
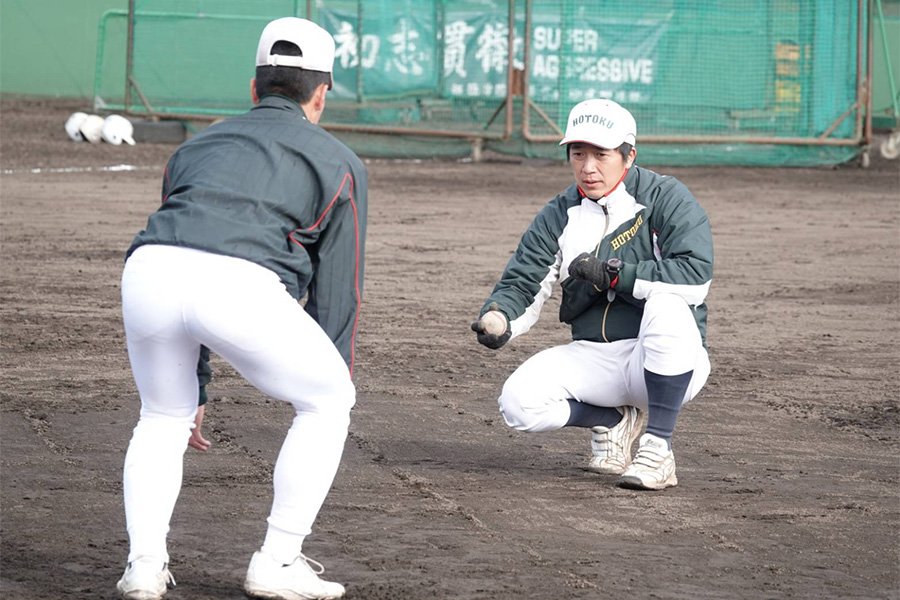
[[255, 41, 331, 105], [566, 142, 633, 162]]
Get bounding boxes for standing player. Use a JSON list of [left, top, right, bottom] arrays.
[[116, 17, 366, 600], [472, 99, 712, 490]]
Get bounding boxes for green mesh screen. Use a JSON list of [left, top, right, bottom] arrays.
[[515, 0, 866, 165], [94, 0, 867, 166]]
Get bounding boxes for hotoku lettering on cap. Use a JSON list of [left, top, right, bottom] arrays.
[[572, 114, 615, 129]]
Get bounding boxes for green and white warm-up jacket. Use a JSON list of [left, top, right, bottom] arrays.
[[480, 165, 713, 347]]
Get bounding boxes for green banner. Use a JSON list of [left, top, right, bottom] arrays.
[[322, 5, 668, 105]]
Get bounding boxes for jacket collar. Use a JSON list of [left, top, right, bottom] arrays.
[[576, 166, 635, 207], [254, 94, 309, 121]]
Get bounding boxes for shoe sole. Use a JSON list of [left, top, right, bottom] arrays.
[[617, 473, 678, 490], [244, 583, 344, 600], [118, 589, 166, 600], [117, 581, 167, 600], [586, 462, 626, 475]]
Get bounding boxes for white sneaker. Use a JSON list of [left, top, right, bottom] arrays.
[[244, 550, 346, 600], [618, 433, 678, 490], [116, 557, 175, 600], [587, 406, 643, 475]]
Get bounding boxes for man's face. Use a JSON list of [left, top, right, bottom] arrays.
[[569, 142, 635, 199]]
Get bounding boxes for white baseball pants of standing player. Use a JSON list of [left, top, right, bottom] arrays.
[[120, 244, 355, 566], [498, 293, 710, 432]]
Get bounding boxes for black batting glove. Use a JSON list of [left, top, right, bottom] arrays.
[[471, 303, 511, 350], [567, 252, 614, 290]]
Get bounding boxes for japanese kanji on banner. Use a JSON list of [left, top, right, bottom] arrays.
[[321, 2, 666, 104]]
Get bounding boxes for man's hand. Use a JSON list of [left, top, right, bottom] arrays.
[[568, 252, 617, 291], [188, 404, 212, 451], [471, 302, 511, 349]]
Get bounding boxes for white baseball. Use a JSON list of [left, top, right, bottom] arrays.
[[480, 311, 507, 336]]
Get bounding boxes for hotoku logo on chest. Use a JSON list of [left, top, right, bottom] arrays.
[[610, 214, 643, 250]]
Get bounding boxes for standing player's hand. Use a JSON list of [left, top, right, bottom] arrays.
[[188, 404, 212, 451], [568, 252, 612, 290], [471, 303, 511, 349]]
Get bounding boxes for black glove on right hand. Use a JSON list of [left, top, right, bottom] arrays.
[[568, 252, 612, 291]]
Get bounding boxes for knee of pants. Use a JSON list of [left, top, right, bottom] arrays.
[[642, 294, 701, 344], [641, 293, 702, 374], [295, 379, 356, 422], [330, 385, 356, 421], [130, 413, 194, 448], [139, 404, 198, 424], [497, 379, 553, 433]]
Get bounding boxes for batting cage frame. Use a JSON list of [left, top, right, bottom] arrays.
[[93, 0, 876, 166]]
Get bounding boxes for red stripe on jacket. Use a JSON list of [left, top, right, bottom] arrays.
[[289, 173, 361, 377]]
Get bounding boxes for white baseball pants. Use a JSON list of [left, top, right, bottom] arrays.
[[499, 293, 710, 432], [121, 245, 355, 565]]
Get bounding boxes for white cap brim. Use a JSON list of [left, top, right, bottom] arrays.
[[559, 133, 636, 148]]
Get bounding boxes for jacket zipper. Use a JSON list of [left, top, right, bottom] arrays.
[[592, 204, 610, 261], [594, 203, 612, 343], [601, 302, 612, 342]]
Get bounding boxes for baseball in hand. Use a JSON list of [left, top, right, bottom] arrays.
[[480, 310, 507, 335]]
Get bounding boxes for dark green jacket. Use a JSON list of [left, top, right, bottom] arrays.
[[129, 95, 368, 375], [481, 165, 712, 346]]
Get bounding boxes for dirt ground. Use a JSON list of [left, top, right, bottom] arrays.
[[1, 97, 899, 600]]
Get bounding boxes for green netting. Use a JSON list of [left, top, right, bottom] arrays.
[[94, 0, 867, 166], [518, 0, 864, 165]]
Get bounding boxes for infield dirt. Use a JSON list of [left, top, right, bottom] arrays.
[[2, 98, 899, 599]]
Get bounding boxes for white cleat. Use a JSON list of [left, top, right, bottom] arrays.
[[618, 433, 678, 490], [244, 550, 346, 600], [116, 556, 175, 600], [587, 405, 643, 475]]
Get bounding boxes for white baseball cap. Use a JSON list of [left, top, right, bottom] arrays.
[[102, 114, 136, 145], [79, 114, 106, 144], [559, 99, 637, 149], [65, 112, 89, 141], [256, 17, 335, 89]]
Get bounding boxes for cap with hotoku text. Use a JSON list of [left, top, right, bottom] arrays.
[[559, 99, 637, 149]]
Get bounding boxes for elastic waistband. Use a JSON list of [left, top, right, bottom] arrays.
[[127, 244, 281, 284]]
